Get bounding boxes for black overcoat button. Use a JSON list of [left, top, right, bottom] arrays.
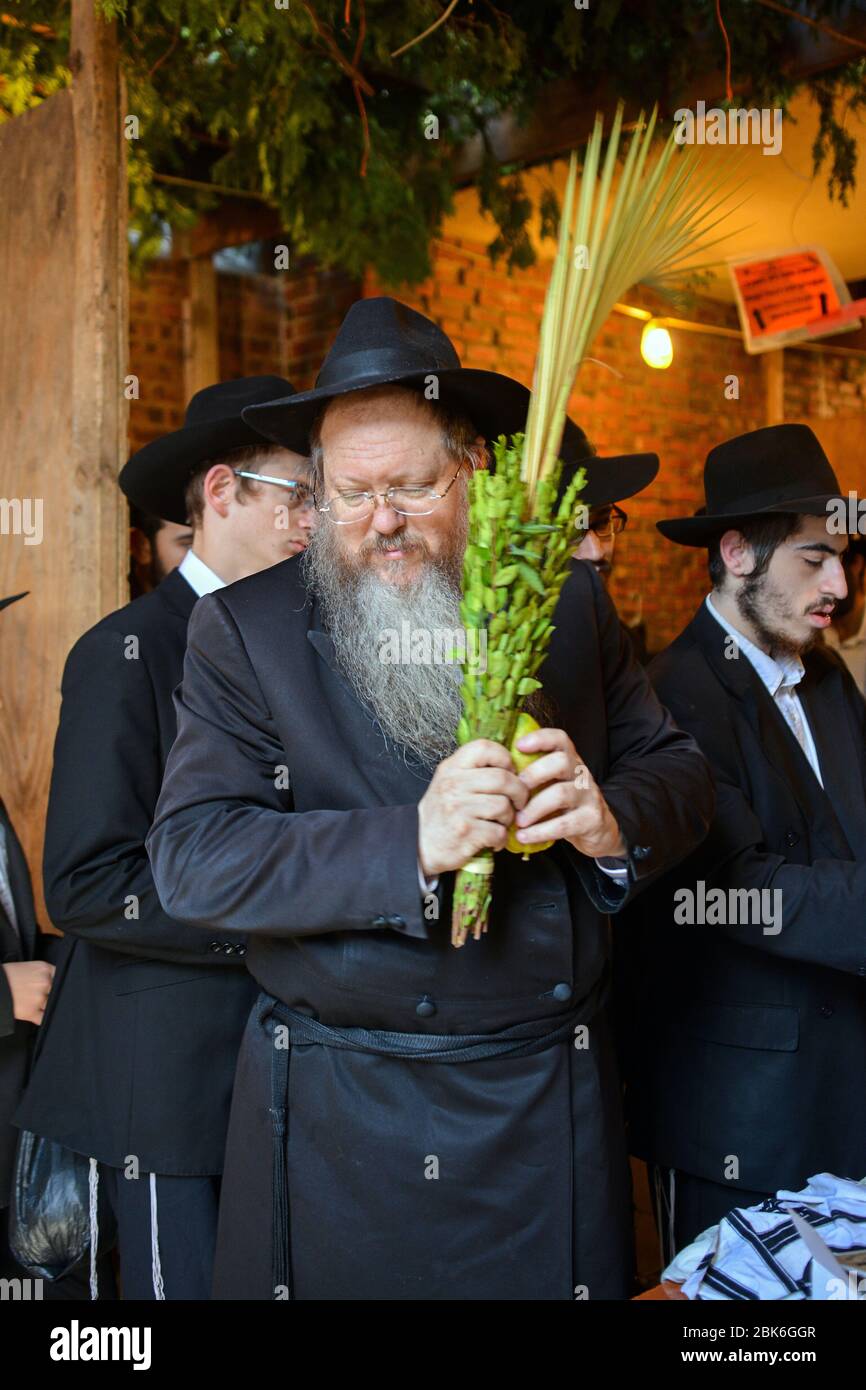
[[552, 982, 573, 1002], [416, 997, 436, 1018]]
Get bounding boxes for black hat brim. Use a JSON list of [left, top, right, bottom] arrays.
[[243, 367, 538, 452], [578, 454, 659, 509], [658, 494, 847, 546], [120, 418, 281, 526]]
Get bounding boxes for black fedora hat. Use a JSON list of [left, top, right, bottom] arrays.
[[120, 376, 297, 526], [243, 297, 544, 453], [556, 423, 659, 510], [657, 425, 845, 547], [0, 592, 28, 613]]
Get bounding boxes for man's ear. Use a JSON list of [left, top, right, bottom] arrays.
[[202, 462, 238, 517], [719, 528, 755, 578]]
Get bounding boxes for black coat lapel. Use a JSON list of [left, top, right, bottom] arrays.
[[798, 659, 866, 859], [691, 603, 853, 859], [156, 566, 198, 623]]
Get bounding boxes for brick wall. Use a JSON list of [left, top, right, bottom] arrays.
[[128, 239, 866, 653], [128, 261, 188, 455], [217, 260, 359, 389], [367, 237, 866, 652], [128, 258, 359, 456]]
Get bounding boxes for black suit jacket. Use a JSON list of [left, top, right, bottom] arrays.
[[146, 557, 713, 1035], [617, 599, 866, 1193], [0, 799, 42, 1201], [14, 569, 258, 1174]]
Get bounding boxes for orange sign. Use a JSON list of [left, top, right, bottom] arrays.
[[728, 247, 858, 354]]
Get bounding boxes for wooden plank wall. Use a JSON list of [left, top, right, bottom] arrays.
[[0, 3, 127, 924]]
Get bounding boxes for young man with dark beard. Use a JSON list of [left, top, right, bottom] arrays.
[[146, 297, 713, 1301], [616, 425, 866, 1265]]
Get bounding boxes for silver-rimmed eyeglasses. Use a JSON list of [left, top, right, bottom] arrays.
[[232, 470, 317, 511], [318, 463, 465, 525]]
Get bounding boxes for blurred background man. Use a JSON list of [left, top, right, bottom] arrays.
[[559, 431, 659, 662], [825, 534, 866, 697], [128, 507, 193, 599]]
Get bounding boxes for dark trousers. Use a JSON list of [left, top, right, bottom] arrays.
[[648, 1164, 773, 1269], [103, 1165, 220, 1300], [36, 1166, 220, 1300]]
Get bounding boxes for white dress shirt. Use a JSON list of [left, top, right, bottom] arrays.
[[705, 593, 824, 787], [178, 548, 227, 598]]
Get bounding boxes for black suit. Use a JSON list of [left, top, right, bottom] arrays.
[[14, 568, 258, 1296], [617, 600, 866, 1251], [146, 555, 713, 1300], [0, 800, 40, 1204]]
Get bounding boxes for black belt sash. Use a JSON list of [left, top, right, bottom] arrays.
[[260, 974, 608, 1298]]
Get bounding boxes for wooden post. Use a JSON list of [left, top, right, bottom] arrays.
[[0, 1, 127, 918], [183, 257, 220, 400]]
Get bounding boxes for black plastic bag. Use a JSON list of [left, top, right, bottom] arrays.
[[8, 1130, 116, 1281]]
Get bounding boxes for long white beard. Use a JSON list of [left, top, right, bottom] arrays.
[[303, 513, 468, 767]]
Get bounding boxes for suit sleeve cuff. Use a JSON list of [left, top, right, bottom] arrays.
[[595, 856, 629, 883], [418, 861, 439, 894]]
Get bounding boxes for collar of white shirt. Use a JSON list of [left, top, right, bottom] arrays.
[[178, 548, 227, 598], [704, 592, 805, 697]]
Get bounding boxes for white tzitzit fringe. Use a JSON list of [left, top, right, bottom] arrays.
[[149, 1171, 165, 1299], [88, 1157, 99, 1300]]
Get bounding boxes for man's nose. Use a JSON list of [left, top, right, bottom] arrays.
[[371, 500, 404, 535], [827, 559, 848, 600], [297, 505, 317, 532]]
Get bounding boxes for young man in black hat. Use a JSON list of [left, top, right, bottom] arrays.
[[0, 593, 57, 1280], [616, 424, 866, 1262], [15, 377, 314, 1299], [560, 435, 659, 583], [559, 431, 659, 660], [146, 297, 713, 1301]]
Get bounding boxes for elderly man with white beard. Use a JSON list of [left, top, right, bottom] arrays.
[[146, 298, 713, 1301]]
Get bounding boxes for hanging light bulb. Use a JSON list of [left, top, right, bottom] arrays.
[[640, 319, 673, 369]]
